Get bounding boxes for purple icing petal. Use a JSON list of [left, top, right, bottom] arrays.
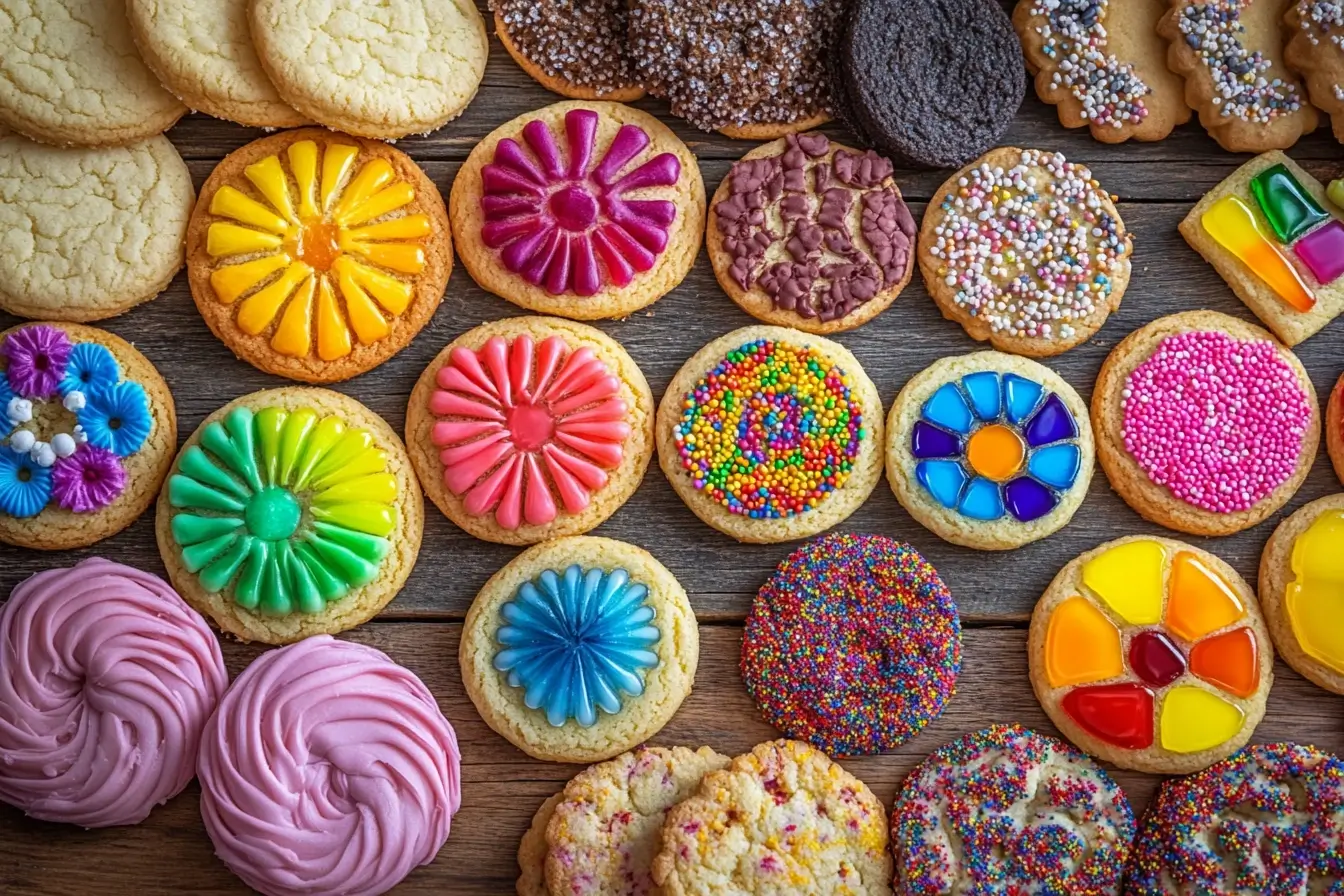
[[481, 164, 545, 198], [501, 227, 551, 273], [51, 444, 126, 512], [616, 198, 678, 227], [522, 120, 564, 179], [1004, 476, 1058, 522], [482, 216, 543, 249], [910, 421, 962, 459], [481, 194, 541, 219], [492, 139, 549, 186], [545, 233, 573, 294], [565, 110, 599, 179], [599, 223, 657, 273], [591, 229, 634, 287], [570, 236, 601, 296], [3, 325, 71, 398], [613, 153, 682, 193], [592, 125, 650, 185], [1024, 394, 1078, 447], [522, 229, 564, 287]]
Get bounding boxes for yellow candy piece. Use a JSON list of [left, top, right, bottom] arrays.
[[243, 155, 297, 223], [207, 223, 283, 258], [271, 275, 315, 358], [210, 186, 292, 235], [320, 144, 360, 213], [335, 262, 390, 344], [1288, 510, 1344, 673], [314, 277, 352, 362], [345, 214, 432, 244], [1082, 540, 1165, 625], [1166, 551, 1245, 642], [210, 255, 290, 304], [1045, 596, 1124, 687], [236, 264, 311, 335], [340, 257, 414, 315], [287, 141, 320, 219], [1159, 686, 1244, 754], [343, 240, 426, 275], [1202, 195, 1315, 313], [335, 159, 394, 219], [335, 182, 415, 227]]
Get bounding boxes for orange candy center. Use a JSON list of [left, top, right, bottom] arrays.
[[293, 218, 342, 272], [966, 424, 1024, 482]]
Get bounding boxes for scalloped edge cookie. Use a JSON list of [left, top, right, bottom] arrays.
[[1285, 1, 1344, 142]]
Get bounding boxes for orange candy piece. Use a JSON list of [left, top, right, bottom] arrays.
[[1190, 627, 1260, 698], [1166, 552, 1245, 642], [1045, 597, 1124, 687]]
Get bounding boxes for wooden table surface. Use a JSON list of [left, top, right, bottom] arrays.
[[3, 5, 1344, 893]]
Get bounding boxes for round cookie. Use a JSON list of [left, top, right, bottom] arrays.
[[248, 0, 488, 139], [186, 128, 451, 383], [1029, 535, 1274, 774], [0, 558, 226, 827], [836, 0, 1024, 168], [461, 536, 699, 763], [492, 1, 643, 102], [198, 635, 462, 896], [1125, 743, 1344, 894], [656, 325, 884, 543], [406, 316, 654, 546], [1259, 495, 1344, 695], [0, 323, 176, 550], [891, 724, 1135, 895], [1328, 371, 1344, 484], [707, 133, 917, 334], [155, 387, 424, 644], [651, 739, 892, 895], [1092, 310, 1318, 536], [517, 792, 564, 896], [0, 0, 186, 146], [886, 351, 1095, 550], [125, 0, 306, 128], [0, 131, 194, 321], [450, 100, 704, 320], [919, 147, 1132, 357], [742, 534, 960, 755]]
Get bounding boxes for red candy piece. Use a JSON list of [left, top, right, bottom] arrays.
[[1129, 630, 1187, 687], [1062, 683, 1155, 749]]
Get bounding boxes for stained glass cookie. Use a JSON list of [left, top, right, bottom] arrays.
[[460, 536, 698, 763], [1092, 311, 1317, 536], [1286, 2, 1344, 142], [449, 101, 705, 320], [405, 316, 654, 546], [887, 351, 1093, 550], [0, 323, 176, 550], [155, 387, 424, 644], [1029, 536, 1274, 774], [1179, 151, 1344, 346], [186, 129, 452, 383]]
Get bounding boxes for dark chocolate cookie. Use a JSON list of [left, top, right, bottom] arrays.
[[838, 0, 1025, 167]]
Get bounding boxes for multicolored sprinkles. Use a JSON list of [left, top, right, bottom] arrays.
[[1177, 1, 1305, 125], [1030, 0, 1152, 130], [741, 534, 960, 756], [1125, 742, 1344, 895], [892, 724, 1135, 895], [673, 338, 865, 518]]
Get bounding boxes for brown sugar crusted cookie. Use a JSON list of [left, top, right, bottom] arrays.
[[1092, 311, 1318, 536], [1259, 495, 1344, 695], [919, 147, 1132, 357], [1286, 1, 1344, 141], [0, 323, 175, 550], [707, 133, 917, 334], [491, 1, 643, 102], [155, 387, 424, 644], [405, 316, 655, 546], [656, 326, 885, 544], [1029, 536, 1274, 774], [187, 129, 451, 383], [1014, 0, 1192, 142], [1159, 0, 1319, 152]]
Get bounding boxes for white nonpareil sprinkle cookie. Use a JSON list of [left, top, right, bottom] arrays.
[[1285, 1, 1344, 142]]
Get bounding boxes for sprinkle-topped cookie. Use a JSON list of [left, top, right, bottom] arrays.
[[1030, 0, 1150, 128], [742, 534, 960, 755], [892, 724, 1135, 895], [491, 0, 642, 101], [1286, 2, 1344, 140]]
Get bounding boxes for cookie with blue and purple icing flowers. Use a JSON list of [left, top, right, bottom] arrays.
[[892, 724, 1136, 896]]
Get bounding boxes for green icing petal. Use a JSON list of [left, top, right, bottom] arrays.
[[180, 533, 239, 573], [169, 474, 247, 513], [253, 407, 286, 487], [172, 513, 244, 546], [178, 446, 251, 501], [200, 408, 262, 493], [291, 416, 345, 490], [305, 527, 382, 588], [286, 547, 325, 615], [258, 542, 294, 616], [233, 538, 269, 610], [277, 408, 319, 488], [296, 541, 348, 601], [199, 534, 252, 593], [312, 520, 390, 564]]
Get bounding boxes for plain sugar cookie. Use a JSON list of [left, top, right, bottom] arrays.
[[248, 0, 488, 139], [0, 0, 186, 146], [0, 131, 194, 321]]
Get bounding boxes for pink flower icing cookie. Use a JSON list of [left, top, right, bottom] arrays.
[[406, 316, 655, 545], [1092, 310, 1318, 536], [449, 100, 705, 320]]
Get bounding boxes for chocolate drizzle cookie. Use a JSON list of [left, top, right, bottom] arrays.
[[492, 0, 643, 102], [708, 133, 916, 334]]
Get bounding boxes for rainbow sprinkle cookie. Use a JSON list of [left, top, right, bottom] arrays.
[[892, 724, 1135, 896], [917, 147, 1131, 358], [1124, 743, 1344, 895], [742, 534, 960, 756]]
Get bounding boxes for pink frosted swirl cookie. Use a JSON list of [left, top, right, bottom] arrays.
[[0, 558, 226, 827], [198, 636, 461, 896]]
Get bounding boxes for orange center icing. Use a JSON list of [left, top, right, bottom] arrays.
[[966, 423, 1024, 482]]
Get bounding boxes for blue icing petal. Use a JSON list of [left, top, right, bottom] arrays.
[[911, 421, 962, 459], [1004, 374, 1044, 424], [1024, 393, 1078, 447], [1028, 444, 1081, 489], [962, 372, 1002, 421], [0, 449, 52, 518], [1005, 477, 1059, 522], [0, 374, 13, 414], [60, 343, 120, 397], [916, 460, 969, 509], [922, 383, 973, 434], [79, 381, 151, 457], [493, 565, 661, 728], [958, 477, 1005, 520]]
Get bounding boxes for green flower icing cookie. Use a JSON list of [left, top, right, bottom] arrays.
[[168, 406, 398, 616]]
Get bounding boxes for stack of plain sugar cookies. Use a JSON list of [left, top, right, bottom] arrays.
[[0, 0, 487, 320]]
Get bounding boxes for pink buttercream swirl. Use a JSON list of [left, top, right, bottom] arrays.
[[480, 108, 681, 295], [197, 636, 461, 896], [1121, 330, 1311, 513], [0, 558, 227, 827], [430, 333, 631, 529]]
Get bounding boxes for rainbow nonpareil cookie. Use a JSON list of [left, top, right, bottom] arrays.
[[0, 323, 176, 551], [707, 133, 917, 334], [1092, 311, 1318, 536], [1179, 152, 1344, 347], [742, 534, 960, 756], [451, 101, 704, 320], [918, 148, 1132, 357], [187, 129, 451, 383], [492, 0, 643, 102], [1029, 536, 1274, 774], [155, 388, 424, 644], [405, 316, 654, 545], [656, 326, 884, 543], [1124, 743, 1344, 894], [886, 351, 1094, 550], [1286, 1, 1344, 141], [891, 724, 1135, 895]]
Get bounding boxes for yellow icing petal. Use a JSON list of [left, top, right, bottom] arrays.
[[243, 155, 297, 223], [334, 159, 394, 219], [1082, 540, 1165, 626], [314, 276, 352, 362], [277, 407, 319, 487], [309, 437, 386, 490], [345, 214, 432, 243], [314, 472, 398, 507], [210, 186, 293, 235], [320, 144, 359, 213], [236, 263, 311, 335], [337, 257, 413, 314], [335, 265, 391, 344], [271, 273, 315, 358], [210, 254, 290, 304], [253, 407, 287, 486], [311, 501, 397, 537], [1159, 686, 1244, 754], [291, 416, 347, 490], [1287, 510, 1344, 674], [335, 182, 416, 227], [344, 240, 426, 274], [207, 223, 284, 258], [287, 141, 320, 218]]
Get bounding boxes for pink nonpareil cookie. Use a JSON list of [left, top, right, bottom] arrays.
[[197, 636, 462, 896]]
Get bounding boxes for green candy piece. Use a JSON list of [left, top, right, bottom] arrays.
[[1330, 179, 1344, 212], [1250, 164, 1329, 243]]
